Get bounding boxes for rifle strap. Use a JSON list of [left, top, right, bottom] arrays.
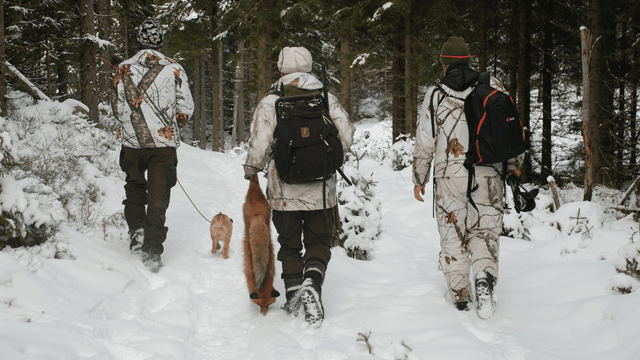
[[466, 166, 480, 212]]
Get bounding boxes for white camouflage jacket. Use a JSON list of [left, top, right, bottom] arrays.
[[111, 49, 194, 149], [413, 63, 522, 186], [244, 72, 355, 211]]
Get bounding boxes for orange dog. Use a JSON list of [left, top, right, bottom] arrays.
[[243, 175, 280, 314], [210, 213, 232, 259]]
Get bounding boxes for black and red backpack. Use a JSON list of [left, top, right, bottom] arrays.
[[462, 72, 526, 168], [429, 71, 528, 210]]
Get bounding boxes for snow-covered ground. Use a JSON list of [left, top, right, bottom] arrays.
[[1, 114, 639, 359]]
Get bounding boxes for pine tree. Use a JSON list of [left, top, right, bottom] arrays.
[[80, 0, 99, 123]]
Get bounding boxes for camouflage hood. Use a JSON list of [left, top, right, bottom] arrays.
[[270, 72, 324, 92]]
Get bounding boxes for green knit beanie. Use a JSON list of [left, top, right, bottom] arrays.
[[440, 36, 470, 65]]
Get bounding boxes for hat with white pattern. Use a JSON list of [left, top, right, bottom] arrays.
[[137, 19, 164, 50], [278, 47, 313, 74]]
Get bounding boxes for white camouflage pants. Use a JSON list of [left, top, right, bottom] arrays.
[[434, 166, 504, 303]]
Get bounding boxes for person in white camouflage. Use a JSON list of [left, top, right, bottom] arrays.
[[244, 46, 354, 327], [412, 36, 523, 319], [111, 19, 194, 273]]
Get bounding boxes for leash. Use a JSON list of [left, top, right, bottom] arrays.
[[105, 56, 213, 224], [177, 177, 211, 223]]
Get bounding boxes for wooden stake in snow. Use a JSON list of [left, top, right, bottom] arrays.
[[547, 176, 561, 212], [4, 61, 51, 102]]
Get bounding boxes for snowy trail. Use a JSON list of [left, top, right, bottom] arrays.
[[2, 141, 640, 359], [138, 148, 523, 359]]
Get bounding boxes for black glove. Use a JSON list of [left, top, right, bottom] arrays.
[[509, 178, 539, 213]]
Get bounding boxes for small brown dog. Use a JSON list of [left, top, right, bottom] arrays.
[[243, 175, 280, 314], [210, 212, 233, 259]]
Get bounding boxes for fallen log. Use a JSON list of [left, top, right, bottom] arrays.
[[4, 61, 50, 101]]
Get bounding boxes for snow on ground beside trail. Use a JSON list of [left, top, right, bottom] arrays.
[[0, 118, 639, 360]]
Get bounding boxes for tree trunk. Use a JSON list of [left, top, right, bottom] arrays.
[[508, 0, 518, 98], [198, 57, 207, 150], [256, 0, 274, 100], [211, 41, 221, 151], [631, 45, 638, 174], [248, 48, 256, 122], [192, 58, 207, 150], [391, 23, 405, 143], [236, 41, 245, 145], [0, 1, 6, 116], [354, 68, 361, 122], [616, 79, 625, 185], [211, 3, 222, 152], [46, 39, 51, 98], [517, 0, 532, 182], [96, 0, 111, 103], [193, 59, 203, 147], [232, 56, 238, 147], [340, 28, 351, 116], [477, 0, 487, 72], [614, 21, 627, 186], [218, 45, 225, 150], [404, 13, 418, 137], [80, 0, 98, 123], [587, 0, 606, 189], [581, 27, 594, 201], [541, 0, 554, 180]]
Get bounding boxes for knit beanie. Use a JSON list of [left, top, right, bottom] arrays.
[[137, 20, 164, 50], [440, 36, 470, 65], [278, 47, 313, 74]]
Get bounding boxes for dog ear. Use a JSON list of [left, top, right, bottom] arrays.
[[271, 290, 281, 298], [230, 218, 234, 223], [249, 292, 258, 299]]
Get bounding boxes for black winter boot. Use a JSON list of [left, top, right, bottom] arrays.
[[455, 300, 471, 311], [129, 228, 144, 254], [475, 271, 496, 319], [282, 277, 303, 316], [300, 278, 324, 327], [142, 251, 162, 273]]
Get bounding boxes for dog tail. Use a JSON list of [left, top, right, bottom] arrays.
[[249, 217, 271, 290]]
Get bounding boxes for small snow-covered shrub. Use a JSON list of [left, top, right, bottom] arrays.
[[553, 201, 603, 236], [389, 134, 414, 171], [502, 208, 530, 240], [0, 109, 60, 248], [0, 95, 123, 247], [614, 242, 640, 277], [335, 160, 382, 260], [350, 118, 392, 164], [608, 273, 640, 294], [0, 176, 61, 248], [0, 126, 16, 176]]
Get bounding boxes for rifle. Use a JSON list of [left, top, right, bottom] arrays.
[[321, 63, 352, 187]]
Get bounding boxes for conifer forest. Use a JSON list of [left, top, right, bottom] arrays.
[[2, 0, 639, 197]]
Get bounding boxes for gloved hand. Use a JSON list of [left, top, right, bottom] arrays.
[[176, 112, 189, 128], [506, 169, 521, 187], [243, 165, 260, 180]]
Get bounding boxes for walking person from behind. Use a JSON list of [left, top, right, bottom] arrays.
[[111, 19, 194, 273], [412, 37, 523, 318], [244, 46, 354, 327]]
